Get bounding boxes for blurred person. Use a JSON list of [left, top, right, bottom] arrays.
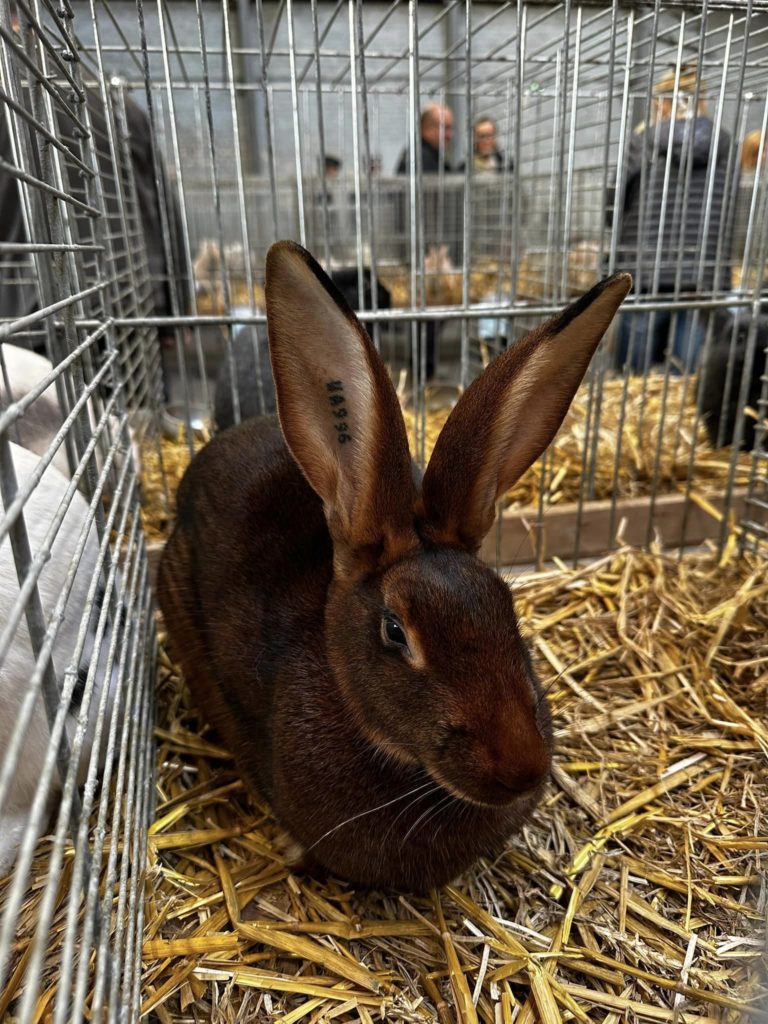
[[323, 154, 341, 178], [700, 126, 768, 453], [460, 117, 514, 174], [396, 103, 454, 381], [612, 66, 731, 375], [395, 102, 454, 175]]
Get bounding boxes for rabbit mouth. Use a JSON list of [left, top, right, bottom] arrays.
[[423, 761, 543, 810], [425, 723, 551, 809]]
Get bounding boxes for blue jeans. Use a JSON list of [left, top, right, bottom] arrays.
[[616, 308, 706, 375]]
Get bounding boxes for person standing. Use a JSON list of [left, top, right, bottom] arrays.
[[0, 3, 188, 392], [395, 103, 454, 175], [460, 117, 513, 174], [396, 103, 454, 381], [612, 67, 731, 374]]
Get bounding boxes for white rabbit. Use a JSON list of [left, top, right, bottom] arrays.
[[0, 342, 141, 490], [0, 442, 121, 875], [0, 344, 70, 477]]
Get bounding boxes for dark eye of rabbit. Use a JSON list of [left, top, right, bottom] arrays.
[[381, 614, 408, 650]]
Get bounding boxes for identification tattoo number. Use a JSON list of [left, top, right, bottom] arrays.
[[326, 380, 352, 443]]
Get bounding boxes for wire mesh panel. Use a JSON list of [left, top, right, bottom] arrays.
[[59, 0, 768, 566], [0, 0, 163, 1018]]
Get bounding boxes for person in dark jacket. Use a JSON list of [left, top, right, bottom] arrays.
[[395, 103, 454, 176], [395, 104, 453, 381], [0, 89, 188, 357], [613, 69, 732, 374], [0, 7, 188, 386]]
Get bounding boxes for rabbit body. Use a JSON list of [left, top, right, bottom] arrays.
[[159, 242, 631, 891], [213, 328, 277, 429], [699, 308, 768, 451], [161, 419, 548, 889], [0, 443, 119, 875], [0, 345, 70, 478], [0, 342, 140, 488]]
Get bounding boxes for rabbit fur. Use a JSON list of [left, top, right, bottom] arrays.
[[0, 442, 121, 875], [0, 342, 141, 489], [0, 345, 71, 478], [699, 307, 768, 451], [159, 241, 631, 891]]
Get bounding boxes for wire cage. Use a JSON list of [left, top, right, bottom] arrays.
[[82, 0, 768, 566], [0, 1, 767, 1021]]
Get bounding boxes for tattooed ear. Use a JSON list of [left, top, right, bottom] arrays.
[[265, 242, 416, 563]]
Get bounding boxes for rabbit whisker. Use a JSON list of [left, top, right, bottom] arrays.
[[538, 647, 590, 703], [417, 793, 458, 850], [400, 791, 456, 849], [305, 779, 435, 853], [380, 780, 442, 848]]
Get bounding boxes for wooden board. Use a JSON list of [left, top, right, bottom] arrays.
[[147, 488, 759, 588], [479, 488, 753, 565]]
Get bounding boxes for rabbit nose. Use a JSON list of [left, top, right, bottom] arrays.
[[488, 722, 551, 796], [492, 757, 548, 797]]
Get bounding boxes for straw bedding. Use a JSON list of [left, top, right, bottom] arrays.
[[191, 257, 751, 313], [138, 542, 767, 1023], [1, 543, 764, 1020], [190, 255, 589, 312], [401, 375, 753, 511]]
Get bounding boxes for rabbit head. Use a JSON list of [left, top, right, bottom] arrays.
[[322, 545, 551, 808], [265, 243, 631, 815], [425, 244, 453, 275]]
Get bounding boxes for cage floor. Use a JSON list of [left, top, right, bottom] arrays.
[[140, 544, 767, 1023]]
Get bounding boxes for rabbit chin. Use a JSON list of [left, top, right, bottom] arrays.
[[423, 760, 547, 810]]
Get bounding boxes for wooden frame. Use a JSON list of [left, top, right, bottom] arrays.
[[147, 489, 757, 592], [478, 488, 751, 565]]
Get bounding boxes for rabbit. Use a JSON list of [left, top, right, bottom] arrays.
[[424, 244, 463, 305], [326, 265, 392, 314], [0, 342, 141, 490], [0, 442, 121, 875], [158, 240, 631, 891], [699, 307, 768, 451], [213, 326, 277, 429], [0, 344, 71, 478], [193, 238, 222, 292], [214, 266, 391, 431]]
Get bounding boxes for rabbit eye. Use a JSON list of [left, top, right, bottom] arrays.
[[381, 614, 408, 650]]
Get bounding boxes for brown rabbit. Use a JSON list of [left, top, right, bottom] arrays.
[[158, 241, 631, 891]]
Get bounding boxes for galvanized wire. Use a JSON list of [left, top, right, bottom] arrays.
[[0, 0, 159, 1017]]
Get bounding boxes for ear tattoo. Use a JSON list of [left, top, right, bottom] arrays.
[[326, 380, 352, 443]]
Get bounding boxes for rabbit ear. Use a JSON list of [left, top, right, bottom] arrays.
[[265, 241, 417, 568], [419, 273, 632, 553]]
